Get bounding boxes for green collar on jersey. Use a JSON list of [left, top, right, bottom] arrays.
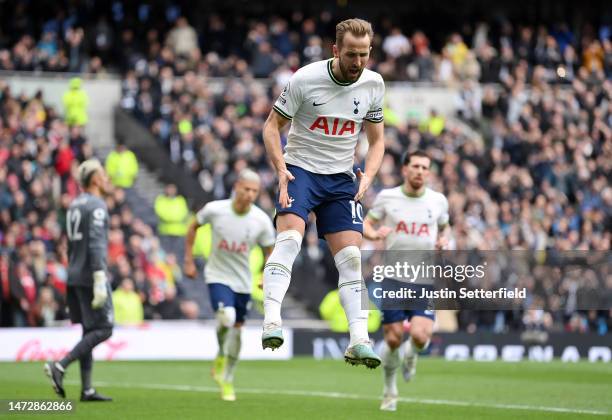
[[327, 59, 361, 86], [401, 185, 426, 198], [231, 201, 251, 216]]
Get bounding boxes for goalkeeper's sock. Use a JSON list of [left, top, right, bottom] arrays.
[[335, 246, 369, 346], [381, 341, 399, 396], [263, 230, 302, 327], [79, 352, 93, 392], [216, 325, 228, 357], [223, 327, 242, 383]]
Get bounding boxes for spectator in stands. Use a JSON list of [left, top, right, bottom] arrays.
[[65, 27, 86, 73], [33, 286, 60, 327], [421, 109, 446, 136], [444, 33, 470, 70], [91, 16, 114, 64], [62, 77, 89, 127], [154, 184, 189, 260], [584, 39, 605, 72], [165, 16, 198, 58], [54, 138, 74, 181], [382, 27, 411, 59], [104, 141, 139, 189], [437, 49, 455, 84], [251, 41, 281, 77], [604, 39, 612, 76], [37, 31, 58, 59], [112, 278, 144, 325]]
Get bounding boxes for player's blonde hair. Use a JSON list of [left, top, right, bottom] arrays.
[[335, 18, 374, 47], [78, 159, 103, 187], [237, 168, 260, 184]]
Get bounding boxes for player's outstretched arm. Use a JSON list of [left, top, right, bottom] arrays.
[[363, 216, 392, 241], [184, 220, 199, 278], [355, 120, 385, 201], [363, 216, 380, 240], [263, 110, 294, 208]]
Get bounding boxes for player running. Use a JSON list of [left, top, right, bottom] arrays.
[[363, 150, 450, 411], [184, 169, 275, 401], [261, 18, 386, 369], [45, 159, 114, 402]]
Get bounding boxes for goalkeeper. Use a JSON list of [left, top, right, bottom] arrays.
[[44, 159, 113, 402]]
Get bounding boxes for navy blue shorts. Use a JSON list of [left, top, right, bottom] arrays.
[[382, 308, 435, 324], [208, 283, 251, 324], [369, 278, 436, 324], [275, 164, 363, 238]]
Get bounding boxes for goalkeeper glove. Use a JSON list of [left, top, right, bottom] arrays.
[[92, 271, 108, 309]]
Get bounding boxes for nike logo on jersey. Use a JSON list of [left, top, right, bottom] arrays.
[[312, 101, 327, 107]]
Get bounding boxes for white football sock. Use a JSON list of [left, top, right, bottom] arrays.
[[335, 246, 369, 346], [263, 230, 302, 326], [381, 341, 400, 396], [216, 325, 228, 357], [215, 306, 235, 357], [223, 327, 242, 383]]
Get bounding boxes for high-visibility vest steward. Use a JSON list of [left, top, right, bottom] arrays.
[[155, 194, 189, 236]]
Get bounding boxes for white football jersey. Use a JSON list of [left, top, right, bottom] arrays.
[[196, 199, 275, 294], [367, 187, 449, 251], [273, 59, 385, 174]]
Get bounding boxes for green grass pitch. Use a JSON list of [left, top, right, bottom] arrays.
[[1, 358, 611, 419]]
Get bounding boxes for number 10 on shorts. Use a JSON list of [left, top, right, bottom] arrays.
[[350, 200, 363, 224]]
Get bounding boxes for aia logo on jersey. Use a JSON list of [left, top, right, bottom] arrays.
[[218, 240, 248, 254], [309, 117, 355, 136], [396, 221, 430, 236]]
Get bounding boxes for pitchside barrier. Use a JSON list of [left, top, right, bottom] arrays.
[[0, 322, 292, 362], [0, 322, 609, 363], [293, 330, 612, 363]]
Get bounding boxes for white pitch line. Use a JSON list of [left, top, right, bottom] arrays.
[[79, 380, 611, 416]]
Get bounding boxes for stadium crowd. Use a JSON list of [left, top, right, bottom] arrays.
[[2, 2, 612, 82], [0, 83, 198, 327], [117, 17, 611, 253], [1, 2, 610, 333], [115, 11, 611, 333]]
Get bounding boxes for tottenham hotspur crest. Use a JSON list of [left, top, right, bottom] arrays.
[[353, 98, 360, 114]]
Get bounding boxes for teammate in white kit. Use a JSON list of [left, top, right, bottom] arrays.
[[184, 169, 275, 401], [261, 18, 386, 368], [363, 150, 450, 411]]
